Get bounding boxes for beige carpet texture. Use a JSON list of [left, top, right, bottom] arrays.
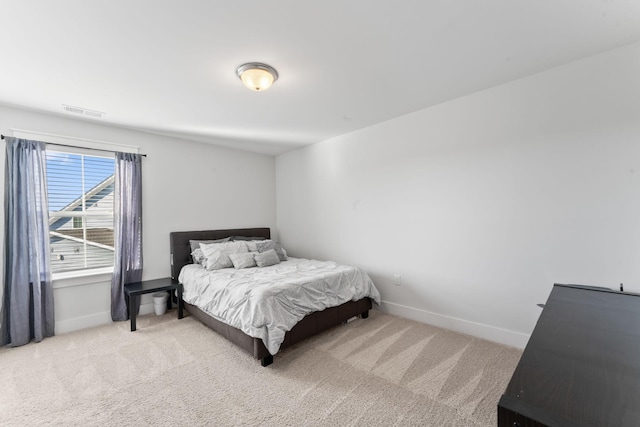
[[1, 309, 522, 426]]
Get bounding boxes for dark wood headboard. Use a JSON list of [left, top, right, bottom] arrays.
[[169, 227, 271, 280]]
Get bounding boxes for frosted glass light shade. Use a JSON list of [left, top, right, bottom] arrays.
[[240, 68, 273, 91], [236, 63, 278, 91]]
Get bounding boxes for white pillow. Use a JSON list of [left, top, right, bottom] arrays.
[[189, 237, 231, 253], [229, 252, 258, 269], [254, 249, 280, 267], [201, 241, 248, 270]]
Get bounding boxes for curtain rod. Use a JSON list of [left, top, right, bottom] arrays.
[[1, 134, 147, 157]]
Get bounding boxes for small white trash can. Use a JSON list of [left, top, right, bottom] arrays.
[[153, 292, 168, 315]]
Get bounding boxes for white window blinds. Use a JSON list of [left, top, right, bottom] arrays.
[[46, 150, 116, 273]]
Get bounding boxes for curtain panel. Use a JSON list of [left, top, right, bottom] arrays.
[[1, 137, 54, 347], [110, 152, 143, 321]]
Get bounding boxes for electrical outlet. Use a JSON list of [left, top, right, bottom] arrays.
[[393, 274, 401, 286]]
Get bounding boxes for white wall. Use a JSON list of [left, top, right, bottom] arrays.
[[276, 41, 640, 348], [0, 106, 276, 333]]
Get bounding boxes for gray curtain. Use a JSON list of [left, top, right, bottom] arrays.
[[1, 137, 54, 347], [110, 152, 143, 321]]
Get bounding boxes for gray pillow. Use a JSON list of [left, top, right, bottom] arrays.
[[246, 239, 288, 261], [254, 249, 280, 267], [230, 235, 267, 241], [189, 237, 231, 253], [229, 252, 258, 269]]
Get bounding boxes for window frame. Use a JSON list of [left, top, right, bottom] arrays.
[[11, 129, 139, 283]]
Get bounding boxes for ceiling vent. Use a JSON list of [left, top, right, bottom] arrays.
[[62, 104, 105, 119]]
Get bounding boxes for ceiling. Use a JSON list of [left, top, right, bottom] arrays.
[[1, 1, 640, 155]]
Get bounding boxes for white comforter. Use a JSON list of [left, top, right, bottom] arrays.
[[178, 258, 381, 355]]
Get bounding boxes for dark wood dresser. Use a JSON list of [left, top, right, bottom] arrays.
[[498, 284, 640, 427]]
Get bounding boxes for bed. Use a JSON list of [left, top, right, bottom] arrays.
[[170, 227, 381, 366]]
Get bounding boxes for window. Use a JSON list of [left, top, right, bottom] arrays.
[[46, 150, 115, 274]]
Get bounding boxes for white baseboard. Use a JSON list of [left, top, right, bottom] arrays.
[[55, 311, 112, 334], [376, 300, 530, 349], [55, 302, 156, 334], [54, 300, 528, 349]]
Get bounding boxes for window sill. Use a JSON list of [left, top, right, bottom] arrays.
[[52, 267, 114, 289]]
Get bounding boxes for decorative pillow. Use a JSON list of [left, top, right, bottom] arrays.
[[254, 249, 280, 268], [246, 239, 288, 261], [191, 248, 206, 266], [200, 241, 248, 270], [189, 237, 231, 253], [271, 241, 288, 261], [229, 252, 258, 269]]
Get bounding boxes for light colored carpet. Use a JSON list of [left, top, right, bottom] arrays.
[[0, 309, 521, 426]]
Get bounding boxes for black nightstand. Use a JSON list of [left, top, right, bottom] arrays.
[[124, 277, 184, 331]]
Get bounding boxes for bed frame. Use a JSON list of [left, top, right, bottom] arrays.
[[169, 227, 372, 366]]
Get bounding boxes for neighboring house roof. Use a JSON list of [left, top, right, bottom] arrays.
[[51, 228, 114, 248], [49, 175, 115, 249]]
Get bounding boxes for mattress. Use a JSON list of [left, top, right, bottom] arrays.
[[178, 257, 381, 354]]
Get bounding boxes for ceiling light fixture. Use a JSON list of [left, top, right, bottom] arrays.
[[236, 62, 278, 91]]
